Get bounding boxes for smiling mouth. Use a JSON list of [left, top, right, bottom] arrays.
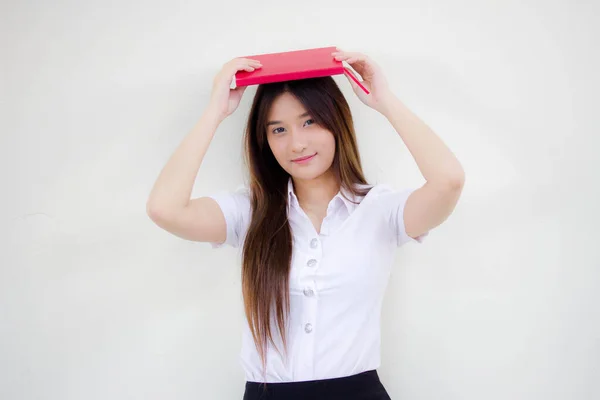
[[292, 153, 317, 162]]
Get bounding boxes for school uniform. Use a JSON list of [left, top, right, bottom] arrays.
[[209, 177, 428, 399]]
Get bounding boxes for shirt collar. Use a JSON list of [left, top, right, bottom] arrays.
[[287, 177, 359, 215]]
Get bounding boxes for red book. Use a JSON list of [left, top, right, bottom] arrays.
[[234, 46, 369, 94]]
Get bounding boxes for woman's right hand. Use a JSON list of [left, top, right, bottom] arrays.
[[208, 57, 262, 121]]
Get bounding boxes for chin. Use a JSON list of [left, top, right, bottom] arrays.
[[288, 165, 331, 181]]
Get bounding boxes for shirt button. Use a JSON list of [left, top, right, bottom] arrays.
[[310, 238, 318, 249], [304, 323, 313, 333], [307, 259, 317, 268], [303, 288, 314, 297]]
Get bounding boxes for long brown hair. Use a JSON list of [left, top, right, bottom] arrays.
[[241, 76, 372, 380]]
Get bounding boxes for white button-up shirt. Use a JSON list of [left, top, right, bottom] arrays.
[[208, 178, 427, 383]]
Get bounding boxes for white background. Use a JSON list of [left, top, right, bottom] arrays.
[[2, 0, 598, 399]]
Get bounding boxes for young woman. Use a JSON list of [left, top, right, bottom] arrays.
[[147, 48, 465, 399]]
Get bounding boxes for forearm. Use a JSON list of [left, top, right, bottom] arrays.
[[146, 108, 223, 213], [380, 94, 465, 187]]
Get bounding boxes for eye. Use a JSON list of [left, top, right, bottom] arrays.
[[271, 119, 314, 135]]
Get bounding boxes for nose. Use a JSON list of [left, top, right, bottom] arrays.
[[290, 127, 307, 153]]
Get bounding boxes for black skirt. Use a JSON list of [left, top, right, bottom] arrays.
[[242, 369, 392, 400]]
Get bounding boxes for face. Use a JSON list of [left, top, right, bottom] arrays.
[[266, 92, 336, 180]]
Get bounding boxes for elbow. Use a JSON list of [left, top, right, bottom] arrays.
[[146, 198, 189, 223], [146, 201, 167, 222], [448, 174, 465, 191], [440, 169, 465, 192], [448, 163, 466, 190]]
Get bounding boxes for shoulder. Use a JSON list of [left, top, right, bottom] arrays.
[[356, 182, 413, 203], [213, 184, 251, 199], [208, 184, 252, 216], [355, 182, 417, 223], [206, 185, 252, 249], [362, 182, 428, 245]]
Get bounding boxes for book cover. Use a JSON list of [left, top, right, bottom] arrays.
[[234, 46, 369, 94]]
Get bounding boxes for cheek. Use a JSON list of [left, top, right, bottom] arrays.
[[319, 132, 336, 158], [267, 139, 285, 161]]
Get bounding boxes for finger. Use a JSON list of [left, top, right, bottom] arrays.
[[244, 59, 263, 65], [238, 58, 263, 66], [343, 57, 372, 79], [236, 60, 262, 68], [334, 56, 364, 71], [340, 59, 367, 76], [242, 60, 262, 69], [230, 63, 261, 74], [233, 84, 247, 95], [332, 50, 362, 57], [230, 59, 262, 69], [234, 57, 262, 63], [333, 53, 366, 63], [230, 65, 256, 73]]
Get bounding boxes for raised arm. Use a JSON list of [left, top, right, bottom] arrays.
[[146, 57, 262, 242], [332, 48, 465, 240]]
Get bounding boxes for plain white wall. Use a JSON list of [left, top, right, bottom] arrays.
[[2, 0, 598, 399]]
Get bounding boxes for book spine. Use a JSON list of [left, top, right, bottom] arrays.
[[236, 66, 344, 86]]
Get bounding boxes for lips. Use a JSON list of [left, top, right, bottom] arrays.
[[292, 153, 317, 162]]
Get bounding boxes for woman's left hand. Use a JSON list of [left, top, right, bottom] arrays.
[[332, 48, 396, 115]]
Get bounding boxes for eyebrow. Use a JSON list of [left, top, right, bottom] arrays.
[[266, 112, 311, 127]]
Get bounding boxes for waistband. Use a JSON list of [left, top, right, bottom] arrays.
[[243, 369, 390, 400]]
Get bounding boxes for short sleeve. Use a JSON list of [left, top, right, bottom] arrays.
[[207, 186, 251, 249], [376, 185, 429, 247]]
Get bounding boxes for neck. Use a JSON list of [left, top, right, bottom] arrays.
[[292, 171, 339, 212]]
